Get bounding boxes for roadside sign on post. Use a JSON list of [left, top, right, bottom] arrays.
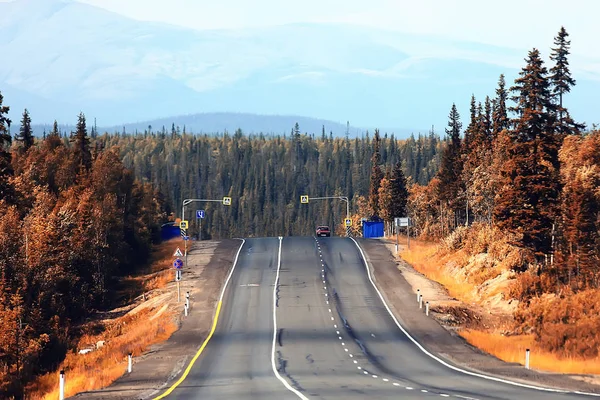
[[300, 195, 309, 204], [222, 197, 232, 206], [180, 220, 189, 230], [173, 247, 183, 257], [395, 217, 410, 227], [344, 218, 352, 227], [173, 258, 183, 269], [196, 210, 205, 219]]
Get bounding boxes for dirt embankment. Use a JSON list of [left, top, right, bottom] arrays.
[[359, 238, 600, 393], [32, 239, 242, 400]]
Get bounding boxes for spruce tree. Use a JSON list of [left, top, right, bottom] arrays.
[[0, 92, 14, 203], [484, 96, 492, 138], [549, 26, 584, 136], [492, 74, 509, 138], [368, 129, 383, 218], [71, 112, 92, 171], [438, 104, 463, 208], [463, 95, 477, 150], [495, 49, 560, 257], [389, 160, 408, 219], [15, 108, 34, 152]]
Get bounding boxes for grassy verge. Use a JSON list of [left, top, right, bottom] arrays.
[[394, 235, 480, 303], [460, 330, 600, 375], [27, 239, 181, 399], [393, 234, 600, 375]]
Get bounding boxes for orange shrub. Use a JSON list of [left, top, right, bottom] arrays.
[[514, 289, 600, 358]]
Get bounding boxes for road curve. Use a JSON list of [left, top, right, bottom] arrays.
[[163, 236, 592, 399]]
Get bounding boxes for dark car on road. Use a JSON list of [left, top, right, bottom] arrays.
[[316, 225, 331, 237]]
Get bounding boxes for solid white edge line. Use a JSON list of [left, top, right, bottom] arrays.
[[271, 236, 310, 400], [349, 237, 597, 396], [217, 239, 247, 302]]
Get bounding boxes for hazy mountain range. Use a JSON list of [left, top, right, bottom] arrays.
[[31, 113, 392, 137], [1, 0, 598, 138]]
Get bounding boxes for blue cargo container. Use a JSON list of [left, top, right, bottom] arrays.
[[362, 221, 384, 238], [161, 222, 181, 241]]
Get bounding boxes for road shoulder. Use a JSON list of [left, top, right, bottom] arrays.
[[357, 238, 600, 394], [75, 239, 243, 400]]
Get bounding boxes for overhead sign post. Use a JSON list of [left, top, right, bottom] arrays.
[[300, 195, 309, 204]]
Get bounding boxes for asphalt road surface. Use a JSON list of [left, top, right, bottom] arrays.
[[165, 237, 592, 400]]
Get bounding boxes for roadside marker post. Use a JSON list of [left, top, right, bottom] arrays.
[[416, 289, 420, 303], [186, 291, 190, 309], [128, 353, 132, 373], [419, 296, 423, 309], [426, 301, 430, 316], [525, 349, 530, 369], [59, 370, 65, 400]]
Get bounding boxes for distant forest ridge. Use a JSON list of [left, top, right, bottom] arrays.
[[28, 112, 423, 139]]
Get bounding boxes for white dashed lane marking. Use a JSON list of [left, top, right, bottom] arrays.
[[315, 238, 469, 398]]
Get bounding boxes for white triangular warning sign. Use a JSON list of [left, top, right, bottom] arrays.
[[173, 247, 184, 257]]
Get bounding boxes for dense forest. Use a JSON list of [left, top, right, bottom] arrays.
[[0, 103, 166, 398], [90, 125, 440, 238]]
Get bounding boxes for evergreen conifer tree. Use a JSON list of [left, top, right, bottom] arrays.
[[14, 109, 34, 152]]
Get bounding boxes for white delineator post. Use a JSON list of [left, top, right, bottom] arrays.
[[425, 301, 430, 316], [186, 291, 190, 309], [416, 289, 420, 303], [184, 303, 189, 316], [419, 296, 423, 309], [128, 353, 132, 373], [59, 370, 65, 400], [525, 349, 530, 369]]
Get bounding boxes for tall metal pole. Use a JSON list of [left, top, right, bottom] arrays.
[[306, 195, 351, 237]]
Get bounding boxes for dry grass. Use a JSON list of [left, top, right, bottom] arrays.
[[26, 239, 181, 399], [395, 235, 480, 303], [460, 329, 600, 375], [29, 309, 177, 399]]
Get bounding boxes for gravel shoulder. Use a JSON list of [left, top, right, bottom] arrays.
[[357, 238, 600, 394], [75, 239, 243, 400]]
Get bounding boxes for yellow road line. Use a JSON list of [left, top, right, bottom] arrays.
[[152, 300, 223, 399]]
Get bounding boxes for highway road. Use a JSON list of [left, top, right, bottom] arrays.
[[161, 236, 593, 400]]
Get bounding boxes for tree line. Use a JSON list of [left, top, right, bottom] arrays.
[[404, 27, 600, 355], [91, 124, 441, 238], [0, 100, 166, 398]]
